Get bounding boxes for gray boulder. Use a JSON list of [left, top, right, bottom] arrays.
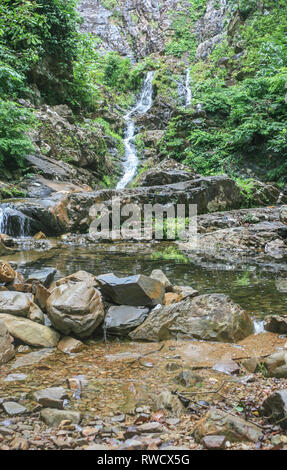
[[194, 409, 263, 442], [33, 387, 68, 410], [0, 314, 60, 348], [129, 294, 254, 342], [263, 351, 287, 378], [104, 305, 150, 336], [0, 320, 15, 365], [264, 315, 287, 334], [40, 408, 81, 427], [97, 273, 164, 306], [26, 268, 56, 288], [47, 282, 104, 338]]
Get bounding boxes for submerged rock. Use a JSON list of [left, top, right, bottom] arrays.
[[0, 320, 15, 365], [40, 408, 81, 427], [47, 282, 104, 338], [33, 387, 68, 410], [129, 294, 254, 342], [0, 314, 60, 348], [57, 336, 85, 354], [97, 273, 164, 306], [194, 409, 263, 442], [104, 305, 150, 336], [2, 401, 27, 416], [11, 349, 54, 369], [262, 390, 287, 429]]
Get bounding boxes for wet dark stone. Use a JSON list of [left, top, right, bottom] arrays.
[[97, 273, 164, 306], [104, 305, 150, 336]]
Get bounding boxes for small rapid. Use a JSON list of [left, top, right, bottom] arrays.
[[116, 71, 156, 190], [185, 68, 192, 107], [0, 205, 30, 238]]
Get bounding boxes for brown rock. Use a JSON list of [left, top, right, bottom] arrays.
[[9, 437, 29, 451], [163, 292, 180, 306], [57, 336, 85, 354], [0, 261, 15, 283], [33, 231, 46, 240]]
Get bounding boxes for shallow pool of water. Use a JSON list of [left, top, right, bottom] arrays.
[[16, 242, 287, 319]]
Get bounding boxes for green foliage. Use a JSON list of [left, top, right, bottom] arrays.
[[165, 0, 207, 58], [162, 1, 287, 182], [0, 99, 35, 169], [151, 246, 189, 263]]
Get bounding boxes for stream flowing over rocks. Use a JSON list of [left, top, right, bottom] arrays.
[[1, 0, 287, 453]]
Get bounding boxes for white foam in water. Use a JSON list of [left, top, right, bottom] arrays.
[[253, 320, 266, 335], [0, 206, 30, 238], [116, 71, 156, 190], [185, 69, 192, 107]]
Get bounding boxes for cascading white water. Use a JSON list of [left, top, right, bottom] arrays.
[[116, 71, 156, 190], [185, 69, 192, 107], [0, 206, 30, 238]]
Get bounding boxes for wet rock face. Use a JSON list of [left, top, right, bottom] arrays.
[[0, 314, 60, 348], [47, 282, 104, 339], [104, 305, 150, 336], [97, 273, 165, 306], [0, 320, 15, 365], [262, 390, 287, 430], [136, 159, 198, 187], [195, 0, 228, 61], [27, 104, 119, 187], [129, 294, 254, 342], [194, 408, 263, 443]]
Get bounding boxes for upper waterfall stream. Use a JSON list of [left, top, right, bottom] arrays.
[[116, 71, 155, 190], [185, 69, 192, 107]]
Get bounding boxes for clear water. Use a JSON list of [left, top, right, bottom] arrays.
[[18, 242, 287, 320], [116, 71, 156, 190]]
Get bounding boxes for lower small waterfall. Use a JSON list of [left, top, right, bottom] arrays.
[[0, 205, 30, 238]]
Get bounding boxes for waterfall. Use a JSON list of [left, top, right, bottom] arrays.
[[116, 71, 156, 190], [185, 69, 192, 107], [0, 205, 30, 238]]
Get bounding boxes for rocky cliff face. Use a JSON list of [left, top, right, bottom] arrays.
[[79, 0, 231, 61], [79, 0, 182, 60]]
